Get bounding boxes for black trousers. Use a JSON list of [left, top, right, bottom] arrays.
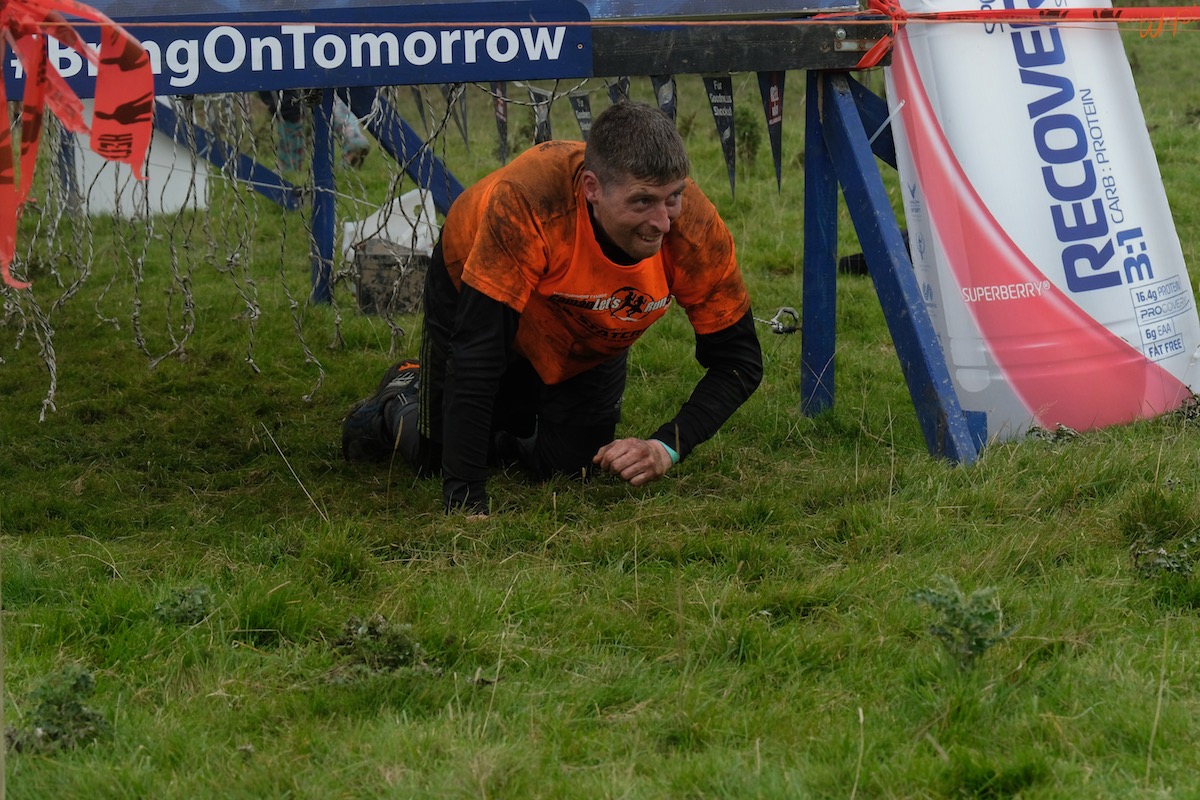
[[408, 242, 625, 481]]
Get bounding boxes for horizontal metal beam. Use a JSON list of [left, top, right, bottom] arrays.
[[592, 17, 891, 76]]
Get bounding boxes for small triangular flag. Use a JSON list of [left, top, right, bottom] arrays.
[[490, 81, 509, 164], [568, 91, 593, 141], [528, 85, 554, 144], [410, 86, 428, 133], [440, 83, 469, 151], [703, 75, 737, 199], [757, 71, 786, 191], [651, 75, 677, 122], [607, 77, 630, 105]]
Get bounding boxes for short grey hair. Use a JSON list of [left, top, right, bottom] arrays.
[[583, 102, 690, 186]]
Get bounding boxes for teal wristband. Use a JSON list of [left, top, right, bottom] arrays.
[[653, 439, 680, 465]]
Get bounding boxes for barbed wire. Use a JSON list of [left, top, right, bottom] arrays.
[[5, 0, 1181, 411]]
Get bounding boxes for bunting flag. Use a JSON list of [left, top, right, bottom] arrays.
[[410, 86, 428, 132], [527, 85, 554, 144], [607, 77, 630, 106], [528, 86, 554, 145], [0, 0, 154, 289], [703, 75, 737, 199], [651, 75, 677, 122], [490, 81, 508, 165], [440, 83, 469, 151], [567, 91, 593, 141], [757, 71, 785, 192]]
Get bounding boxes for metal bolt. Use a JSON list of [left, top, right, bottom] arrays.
[[836, 28, 847, 40]]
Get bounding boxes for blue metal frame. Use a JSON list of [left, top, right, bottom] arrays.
[[158, 68, 982, 463], [311, 91, 337, 305], [343, 87, 464, 216], [52, 2, 980, 463], [151, 86, 463, 304], [801, 70, 839, 417], [313, 86, 463, 305], [802, 70, 983, 463], [152, 100, 304, 211]]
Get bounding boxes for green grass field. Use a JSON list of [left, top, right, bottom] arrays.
[[5, 21, 1200, 799]]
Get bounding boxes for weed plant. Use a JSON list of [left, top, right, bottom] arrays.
[[5, 27, 1200, 799], [4, 666, 108, 755], [912, 576, 1016, 670]]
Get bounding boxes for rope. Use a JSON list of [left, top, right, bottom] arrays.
[[845, 0, 1200, 68]]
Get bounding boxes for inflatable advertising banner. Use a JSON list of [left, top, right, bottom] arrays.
[[885, 0, 1200, 439]]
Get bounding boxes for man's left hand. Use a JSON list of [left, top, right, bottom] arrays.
[[593, 438, 673, 486]]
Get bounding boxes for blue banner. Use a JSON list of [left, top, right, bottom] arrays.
[[8, 1, 592, 97], [87, 0, 846, 21]]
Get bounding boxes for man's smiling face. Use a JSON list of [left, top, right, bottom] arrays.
[[583, 170, 687, 261]]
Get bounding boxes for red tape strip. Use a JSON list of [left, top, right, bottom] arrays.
[[1, 0, 153, 289], [835, 1, 1200, 70]]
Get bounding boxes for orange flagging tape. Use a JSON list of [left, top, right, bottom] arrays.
[[848, 1, 1200, 68], [0, 0, 153, 289]]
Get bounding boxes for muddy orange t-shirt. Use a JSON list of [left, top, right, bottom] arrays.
[[441, 141, 750, 384]]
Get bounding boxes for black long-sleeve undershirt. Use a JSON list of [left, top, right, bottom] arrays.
[[439, 286, 762, 514], [650, 308, 763, 459]]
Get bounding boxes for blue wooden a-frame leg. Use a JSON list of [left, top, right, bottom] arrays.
[[310, 90, 336, 305], [152, 99, 303, 212], [801, 70, 839, 415], [306, 87, 467, 304], [805, 70, 980, 464]]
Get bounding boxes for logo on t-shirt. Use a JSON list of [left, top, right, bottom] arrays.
[[550, 288, 671, 322], [589, 286, 671, 322]]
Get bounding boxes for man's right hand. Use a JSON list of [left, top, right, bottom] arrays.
[[592, 438, 673, 486]]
